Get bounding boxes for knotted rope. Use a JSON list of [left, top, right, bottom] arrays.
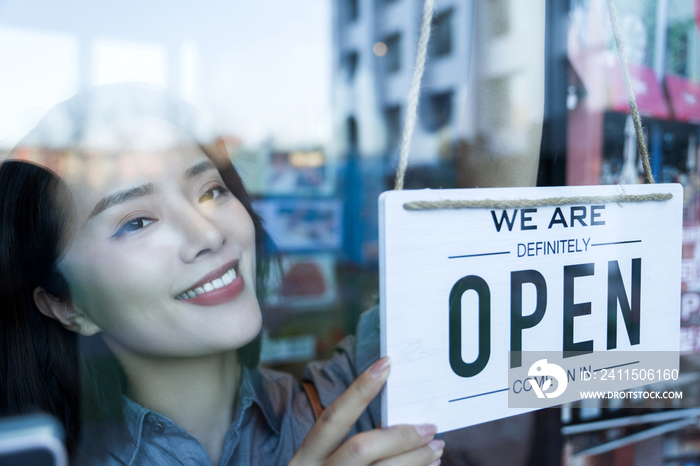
[[393, 0, 666, 210], [606, 0, 654, 185], [394, 0, 435, 191]]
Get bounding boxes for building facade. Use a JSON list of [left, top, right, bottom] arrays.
[[331, 0, 475, 164]]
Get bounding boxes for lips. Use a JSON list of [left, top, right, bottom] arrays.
[[176, 260, 245, 306]]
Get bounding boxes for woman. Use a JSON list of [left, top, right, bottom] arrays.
[[0, 85, 444, 465]]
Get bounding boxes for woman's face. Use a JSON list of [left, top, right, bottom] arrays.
[[58, 118, 262, 357]]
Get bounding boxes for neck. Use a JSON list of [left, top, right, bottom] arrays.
[[107, 340, 242, 465]]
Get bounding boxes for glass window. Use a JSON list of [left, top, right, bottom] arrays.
[[347, 115, 358, 149], [430, 9, 453, 58], [384, 105, 401, 149], [9, 0, 700, 465], [344, 51, 359, 80], [421, 91, 452, 132], [345, 0, 359, 22], [384, 33, 400, 73]]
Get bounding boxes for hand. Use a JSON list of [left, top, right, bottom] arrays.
[[289, 357, 444, 466]]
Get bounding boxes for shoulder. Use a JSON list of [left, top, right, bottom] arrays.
[[74, 423, 134, 466], [251, 306, 381, 441], [354, 304, 380, 374], [256, 366, 304, 413], [300, 306, 380, 429], [304, 305, 379, 387]]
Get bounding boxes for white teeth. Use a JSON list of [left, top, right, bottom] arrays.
[[178, 266, 237, 300]]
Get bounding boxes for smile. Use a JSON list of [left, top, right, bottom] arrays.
[[176, 265, 238, 300], [175, 260, 245, 306]]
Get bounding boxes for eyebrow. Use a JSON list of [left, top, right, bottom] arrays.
[[89, 183, 155, 219], [88, 161, 217, 219], [184, 160, 216, 179]]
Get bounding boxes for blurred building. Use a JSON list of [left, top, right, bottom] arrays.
[[331, 0, 474, 163], [331, 0, 472, 265], [556, 0, 700, 464], [331, 0, 546, 265]]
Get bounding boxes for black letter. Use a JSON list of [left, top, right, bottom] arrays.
[[607, 259, 641, 349], [563, 263, 594, 357], [548, 207, 568, 229], [591, 205, 605, 226], [510, 270, 547, 368], [570, 206, 587, 227], [449, 276, 491, 378], [521, 208, 537, 230], [491, 210, 518, 232]]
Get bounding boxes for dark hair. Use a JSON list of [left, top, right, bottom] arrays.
[[0, 161, 80, 451], [0, 85, 271, 461]]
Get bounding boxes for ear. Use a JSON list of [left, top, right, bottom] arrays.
[[33, 287, 101, 336]]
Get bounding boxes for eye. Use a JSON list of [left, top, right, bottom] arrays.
[[112, 217, 156, 239], [199, 185, 229, 203]]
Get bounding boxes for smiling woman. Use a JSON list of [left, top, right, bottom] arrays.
[[0, 85, 444, 466], [0, 85, 270, 462]]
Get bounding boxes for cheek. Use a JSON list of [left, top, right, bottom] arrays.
[[223, 200, 257, 256], [60, 239, 173, 331], [238, 204, 257, 247]]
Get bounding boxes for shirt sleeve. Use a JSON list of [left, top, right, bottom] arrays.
[[301, 305, 381, 433]]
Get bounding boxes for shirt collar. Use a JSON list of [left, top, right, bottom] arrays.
[[108, 365, 281, 465], [241, 366, 282, 435], [80, 395, 149, 466]]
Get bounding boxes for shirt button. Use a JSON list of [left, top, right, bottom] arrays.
[[151, 422, 165, 434]]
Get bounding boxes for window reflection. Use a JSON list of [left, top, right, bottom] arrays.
[[2, 0, 700, 464]]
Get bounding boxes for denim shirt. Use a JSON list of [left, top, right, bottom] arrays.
[[77, 307, 380, 466]]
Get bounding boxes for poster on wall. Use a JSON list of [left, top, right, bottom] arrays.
[[265, 254, 337, 310], [266, 150, 334, 195], [254, 198, 343, 252]]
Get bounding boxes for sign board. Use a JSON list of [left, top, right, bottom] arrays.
[[665, 74, 700, 124], [379, 184, 683, 433]]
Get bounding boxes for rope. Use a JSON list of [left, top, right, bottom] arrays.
[[394, 0, 435, 191], [606, 0, 655, 184], [392, 0, 662, 209], [403, 193, 673, 211]]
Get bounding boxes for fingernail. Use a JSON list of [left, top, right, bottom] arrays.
[[370, 357, 390, 377], [414, 423, 437, 438], [428, 459, 441, 466], [428, 439, 444, 451]]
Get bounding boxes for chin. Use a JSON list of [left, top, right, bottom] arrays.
[[214, 299, 263, 351], [237, 304, 263, 346]]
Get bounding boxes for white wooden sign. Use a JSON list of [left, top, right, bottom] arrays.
[[379, 184, 683, 432]]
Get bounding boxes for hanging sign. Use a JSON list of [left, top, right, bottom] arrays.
[[379, 184, 683, 432]]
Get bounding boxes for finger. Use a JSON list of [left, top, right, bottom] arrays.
[[370, 439, 444, 466], [324, 424, 438, 466], [293, 357, 391, 463]]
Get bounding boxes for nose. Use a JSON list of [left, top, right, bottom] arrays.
[[176, 203, 226, 263]]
